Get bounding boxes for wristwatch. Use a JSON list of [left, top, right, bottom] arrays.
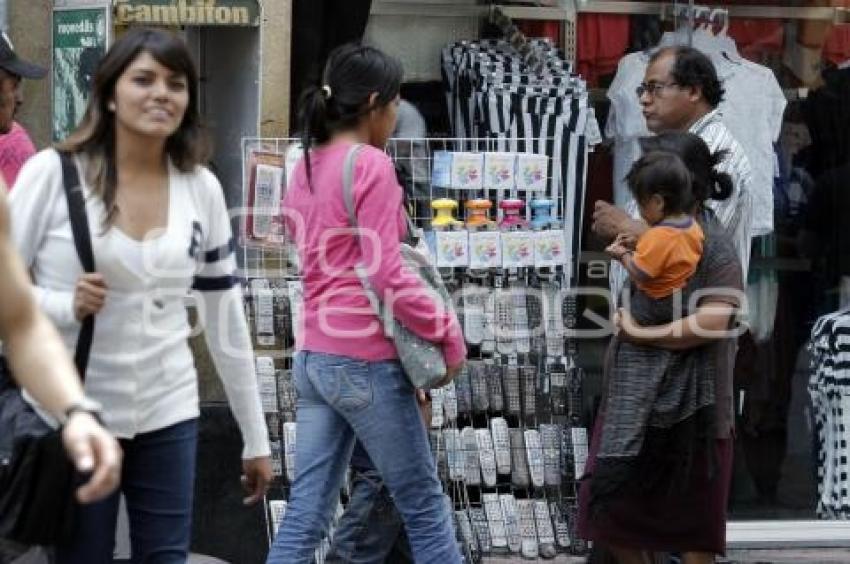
[[63, 396, 104, 425]]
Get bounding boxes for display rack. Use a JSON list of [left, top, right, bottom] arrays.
[[241, 135, 591, 561]]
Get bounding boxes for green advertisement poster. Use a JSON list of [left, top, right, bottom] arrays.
[[52, 7, 108, 142]]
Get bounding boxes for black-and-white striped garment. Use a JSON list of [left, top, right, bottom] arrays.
[[809, 310, 850, 519]]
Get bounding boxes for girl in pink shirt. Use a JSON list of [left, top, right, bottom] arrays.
[[267, 44, 465, 564]]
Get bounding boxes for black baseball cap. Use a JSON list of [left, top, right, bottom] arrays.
[[0, 32, 46, 79]]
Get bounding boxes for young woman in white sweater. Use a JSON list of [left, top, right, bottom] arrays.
[[9, 28, 271, 563]]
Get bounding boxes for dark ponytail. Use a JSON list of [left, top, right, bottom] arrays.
[[298, 43, 403, 189], [706, 156, 733, 202], [638, 132, 733, 205]]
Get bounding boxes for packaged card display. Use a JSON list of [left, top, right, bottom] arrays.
[[245, 151, 285, 245], [484, 152, 516, 190], [452, 152, 484, 190], [515, 153, 548, 191], [469, 231, 502, 269], [534, 229, 567, 268], [435, 230, 470, 267], [501, 230, 535, 268]]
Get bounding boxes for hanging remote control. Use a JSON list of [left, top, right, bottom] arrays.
[[278, 370, 297, 423], [461, 426, 481, 486], [482, 281, 496, 354], [517, 499, 539, 559], [526, 282, 545, 351], [563, 290, 578, 357], [567, 366, 584, 422], [513, 287, 531, 354], [430, 387, 445, 429], [550, 501, 572, 549], [251, 278, 275, 346], [463, 283, 486, 346], [510, 428, 530, 488], [469, 360, 490, 414], [486, 362, 505, 413], [542, 281, 564, 357], [265, 412, 281, 441], [534, 499, 557, 558], [571, 426, 589, 479], [455, 510, 478, 560], [540, 424, 563, 487], [283, 422, 297, 483], [455, 365, 473, 416], [503, 364, 522, 416], [442, 380, 458, 424], [476, 428, 498, 487], [548, 361, 568, 416], [490, 417, 512, 475], [444, 429, 464, 481], [470, 507, 493, 554], [483, 493, 509, 550], [565, 502, 588, 554], [495, 281, 515, 355], [270, 439, 283, 478], [561, 424, 575, 481], [268, 500, 287, 539], [256, 356, 278, 414], [431, 430, 448, 482], [521, 366, 538, 419], [524, 429, 545, 488], [500, 494, 522, 553]]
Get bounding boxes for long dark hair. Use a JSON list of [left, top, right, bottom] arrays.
[[57, 28, 211, 227], [298, 43, 403, 187], [638, 131, 733, 205]]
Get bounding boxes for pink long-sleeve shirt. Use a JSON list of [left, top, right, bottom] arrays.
[[283, 141, 467, 366]]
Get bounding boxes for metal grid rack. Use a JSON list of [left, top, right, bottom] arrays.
[[242, 136, 589, 561]]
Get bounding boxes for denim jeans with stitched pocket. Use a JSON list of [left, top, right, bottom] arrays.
[[324, 442, 413, 564], [266, 351, 460, 564], [55, 418, 197, 564]]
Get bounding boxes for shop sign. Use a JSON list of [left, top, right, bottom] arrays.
[[114, 0, 260, 26], [52, 6, 109, 142]]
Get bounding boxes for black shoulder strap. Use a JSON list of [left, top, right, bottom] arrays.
[[57, 150, 96, 381]]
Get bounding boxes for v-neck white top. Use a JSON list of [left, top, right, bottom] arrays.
[[9, 149, 270, 459]]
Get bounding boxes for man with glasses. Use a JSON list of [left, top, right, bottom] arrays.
[[593, 45, 754, 283]]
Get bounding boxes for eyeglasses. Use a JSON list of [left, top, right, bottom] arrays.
[[635, 81, 680, 98]]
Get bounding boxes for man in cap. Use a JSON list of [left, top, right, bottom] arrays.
[[0, 32, 45, 188]]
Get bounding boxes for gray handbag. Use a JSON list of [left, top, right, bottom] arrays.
[[342, 144, 452, 389]]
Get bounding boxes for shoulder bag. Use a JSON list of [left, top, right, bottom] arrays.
[[0, 150, 97, 546]]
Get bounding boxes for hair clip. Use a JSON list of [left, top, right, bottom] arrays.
[[321, 85, 332, 99]]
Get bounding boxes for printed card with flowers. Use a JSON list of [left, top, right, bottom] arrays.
[[516, 153, 548, 191], [501, 231, 535, 268], [469, 231, 503, 269], [533, 230, 568, 268], [483, 152, 516, 190], [451, 152, 484, 190], [435, 230, 470, 267]]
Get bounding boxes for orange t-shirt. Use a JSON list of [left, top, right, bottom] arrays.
[[631, 219, 704, 299]]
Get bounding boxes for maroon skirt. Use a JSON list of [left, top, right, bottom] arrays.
[[577, 414, 734, 555]]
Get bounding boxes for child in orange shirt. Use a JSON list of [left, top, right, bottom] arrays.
[[607, 152, 704, 299]]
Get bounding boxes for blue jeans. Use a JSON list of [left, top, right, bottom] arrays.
[[324, 443, 413, 564], [55, 418, 198, 564], [267, 352, 459, 564]]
